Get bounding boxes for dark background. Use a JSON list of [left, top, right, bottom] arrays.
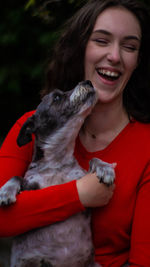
[[0, 0, 87, 143]]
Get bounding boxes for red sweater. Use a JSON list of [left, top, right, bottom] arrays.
[[0, 111, 150, 267]]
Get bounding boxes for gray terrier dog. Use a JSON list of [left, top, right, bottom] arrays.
[[0, 81, 115, 267]]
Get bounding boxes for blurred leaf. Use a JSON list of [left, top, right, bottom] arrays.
[[25, 0, 36, 10]]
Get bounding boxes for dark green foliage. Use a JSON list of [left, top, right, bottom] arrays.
[[0, 0, 86, 138]]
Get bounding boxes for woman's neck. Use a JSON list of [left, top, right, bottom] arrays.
[[79, 99, 129, 152]]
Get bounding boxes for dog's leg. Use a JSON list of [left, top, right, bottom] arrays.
[[0, 176, 22, 205], [89, 158, 116, 186]]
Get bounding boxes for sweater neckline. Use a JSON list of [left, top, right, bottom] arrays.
[[76, 121, 136, 158]]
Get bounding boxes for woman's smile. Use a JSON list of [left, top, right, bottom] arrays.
[[96, 67, 122, 85], [84, 6, 141, 103]]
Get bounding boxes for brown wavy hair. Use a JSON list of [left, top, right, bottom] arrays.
[[42, 0, 150, 122]]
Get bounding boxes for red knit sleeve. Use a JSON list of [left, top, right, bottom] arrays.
[[0, 112, 85, 237], [129, 162, 150, 266], [0, 111, 34, 187]]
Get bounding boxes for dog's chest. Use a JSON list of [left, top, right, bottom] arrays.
[[24, 159, 86, 189]]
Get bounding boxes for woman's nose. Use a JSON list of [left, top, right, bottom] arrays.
[[107, 44, 121, 64]]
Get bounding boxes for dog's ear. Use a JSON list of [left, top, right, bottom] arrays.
[[17, 115, 36, 147]]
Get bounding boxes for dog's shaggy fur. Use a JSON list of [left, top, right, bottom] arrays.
[[0, 81, 115, 267]]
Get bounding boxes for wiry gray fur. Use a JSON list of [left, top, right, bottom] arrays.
[[0, 81, 115, 267]]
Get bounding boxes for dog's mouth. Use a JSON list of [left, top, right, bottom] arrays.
[[70, 80, 96, 105]]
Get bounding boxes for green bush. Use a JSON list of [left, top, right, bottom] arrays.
[[0, 0, 86, 138]]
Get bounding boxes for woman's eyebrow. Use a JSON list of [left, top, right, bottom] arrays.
[[92, 29, 112, 36], [124, 35, 141, 42], [92, 29, 141, 42]]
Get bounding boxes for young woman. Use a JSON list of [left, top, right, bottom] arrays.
[[1, 0, 150, 266]]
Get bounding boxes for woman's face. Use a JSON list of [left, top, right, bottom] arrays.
[[84, 7, 141, 104]]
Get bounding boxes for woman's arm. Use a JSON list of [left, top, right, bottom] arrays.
[[0, 180, 84, 237], [0, 111, 34, 188], [0, 112, 113, 237], [129, 164, 150, 266], [0, 112, 84, 237]]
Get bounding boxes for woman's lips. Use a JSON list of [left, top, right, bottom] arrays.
[[96, 68, 121, 84]]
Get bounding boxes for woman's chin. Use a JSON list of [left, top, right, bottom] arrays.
[[96, 91, 118, 104]]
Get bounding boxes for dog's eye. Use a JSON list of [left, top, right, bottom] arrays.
[[53, 94, 62, 102]]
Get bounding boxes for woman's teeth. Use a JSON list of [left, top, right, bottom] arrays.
[[97, 69, 120, 80]]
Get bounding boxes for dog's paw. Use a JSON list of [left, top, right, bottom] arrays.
[[0, 176, 21, 206], [89, 158, 116, 186]]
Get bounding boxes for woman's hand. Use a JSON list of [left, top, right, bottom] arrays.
[[76, 172, 115, 207]]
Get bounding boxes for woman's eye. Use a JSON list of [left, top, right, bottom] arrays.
[[92, 38, 108, 45], [122, 44, 138, 52]]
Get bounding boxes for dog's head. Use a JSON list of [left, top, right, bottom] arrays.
[[17, 80, 97, 147]]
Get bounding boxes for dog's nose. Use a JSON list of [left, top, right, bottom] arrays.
[[84, 80, 93, 87]]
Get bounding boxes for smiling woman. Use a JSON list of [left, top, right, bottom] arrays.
[[0, 0, 150, 267], [84, 6, 141, 104], [43, 0, 150, 123]]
